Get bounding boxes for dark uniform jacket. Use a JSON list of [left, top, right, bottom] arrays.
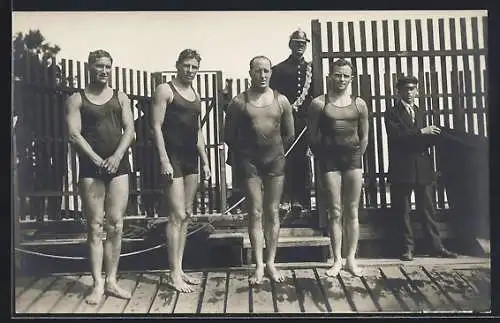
[[269, 55, 313, 118], [385, 100, 437, 185]]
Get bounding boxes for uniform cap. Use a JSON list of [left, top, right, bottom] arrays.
[[289, 28, 310, 42]]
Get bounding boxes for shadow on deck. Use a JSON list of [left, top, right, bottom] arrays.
[[14, 257, 490, 315]]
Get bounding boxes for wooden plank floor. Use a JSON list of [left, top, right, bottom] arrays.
[[14, 257, 491, 314]]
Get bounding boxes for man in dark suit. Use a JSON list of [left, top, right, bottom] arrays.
[[385, 75, 457, 261], [269, 28, 314, 214]]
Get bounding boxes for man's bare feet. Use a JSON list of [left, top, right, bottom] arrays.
[[265, 263, 285, 283], [105, 281, 132, 299], [345, 259, 363, 277], [325, 261, 342, 277], [166, 274, 194, 293], [85, 284, 104, 305], [248, 266, 265, 286], [181, 271, 201, 285]]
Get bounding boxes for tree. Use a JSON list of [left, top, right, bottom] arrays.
[[12, 29, 61, 80], [12, 30, 69, 223]]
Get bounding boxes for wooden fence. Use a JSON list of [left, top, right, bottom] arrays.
[[13, 16, 488, 233], [13, 56, 226, 223], [310, 16, 488, 228]]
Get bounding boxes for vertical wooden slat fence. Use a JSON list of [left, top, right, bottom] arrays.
[[215, 72, 226, 213], [13, 15, 487, 239], [311, 16, 488, 230], [14, 59, 226, 225]]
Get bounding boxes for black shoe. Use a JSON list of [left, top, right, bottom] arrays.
[[432, 248, 458, 258], [400, 250, 414, 261]]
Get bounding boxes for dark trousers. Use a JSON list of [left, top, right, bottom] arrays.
[[391, 182, 444, 253], [282, 114, 310, 207]]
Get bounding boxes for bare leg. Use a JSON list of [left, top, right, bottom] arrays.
[[262, 175, 285, 283], [80, 178, 106, 305], [323, 171, 343, 277], [245, 176, 265, 285], [342, 169, 363, 277], [103, 174, 132, 299], [179, 174, 201, 285], [162, 176, 193, 293]]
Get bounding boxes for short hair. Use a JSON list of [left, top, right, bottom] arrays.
[[88, 49, 113, 66], [330, 58, 355, 74], [249, 55, 272, 70], [177, 49, 202, 65], [396, 75, 419, 88]]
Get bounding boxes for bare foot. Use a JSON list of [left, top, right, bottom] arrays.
[[265, 264, 285, 283], [105, 282, 132, 299], [166, 274, 194, 293], [85, 284, 104, 305], [345, 260, 363, 277], [181, 271, 201, 285], [248, 267, 265, 286], [325, 261, 342, 277]]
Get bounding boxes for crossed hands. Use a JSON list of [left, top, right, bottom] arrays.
[[93, 154, 122, 174]]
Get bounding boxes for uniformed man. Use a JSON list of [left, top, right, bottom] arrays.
[[269, 28, 314, 214]]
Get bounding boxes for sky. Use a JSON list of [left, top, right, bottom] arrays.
[[12, 10, 487, 81]]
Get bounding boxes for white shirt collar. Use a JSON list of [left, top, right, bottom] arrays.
[[400, 99, 415, 110]]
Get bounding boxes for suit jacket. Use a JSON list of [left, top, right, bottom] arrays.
[[384, 100, 437, 185]]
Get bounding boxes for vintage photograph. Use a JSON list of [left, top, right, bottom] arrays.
[[12, 10, 489, 315]]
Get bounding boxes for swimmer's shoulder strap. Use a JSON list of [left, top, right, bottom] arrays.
[[273, 90, 284, 114], [352, 95, 361, 114]]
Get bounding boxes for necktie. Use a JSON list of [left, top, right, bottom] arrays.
[[408, 105, 415, 123]]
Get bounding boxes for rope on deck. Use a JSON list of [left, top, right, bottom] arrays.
[[223, 125, 308, 215], [15, 126, 308, 261], [14, 218, 210, 260]]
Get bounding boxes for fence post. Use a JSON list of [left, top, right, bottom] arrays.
[[311, 19, 327, 230], [216, 72, 227, 214]]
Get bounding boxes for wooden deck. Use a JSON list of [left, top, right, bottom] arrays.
[[14, 256, 490, 315]]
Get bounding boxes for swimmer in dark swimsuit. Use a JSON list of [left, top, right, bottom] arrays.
[[151, 49, 211, 293], [224, 56, 295, 285], [307, 58, 369, 277], [65, 50, 135, 304]]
